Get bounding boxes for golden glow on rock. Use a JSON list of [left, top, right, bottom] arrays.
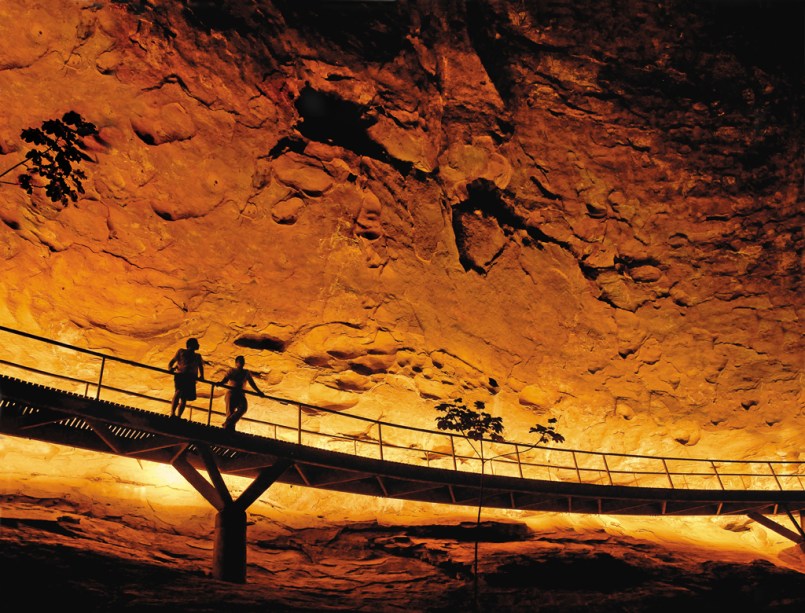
[[0, 0, 803, 585]]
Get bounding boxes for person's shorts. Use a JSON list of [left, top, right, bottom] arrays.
[[174, 373, 197, 401], [227, 389, 247, 409]]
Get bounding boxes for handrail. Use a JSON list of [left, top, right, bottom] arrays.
[[0, 324, 803, 492], [0, 324, 170, 375]]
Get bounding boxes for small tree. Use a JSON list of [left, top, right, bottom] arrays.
[[435, 398, 564, 611], [0, 111, 98, 207], [529, 418, 565, 445]]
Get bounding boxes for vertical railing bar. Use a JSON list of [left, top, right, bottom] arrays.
[[96, 356, 106, 401], [601, 454, 613, 486], [515, 444, 524, 479], [378, 422, 384, 461], [451, 435, 457, 471], [768, 462, 783, 491], [207, 382, 215, 427], [711, 461, 725, 490], [662, 458, 674, 488], [297, 404, 302, 445], [572, 451, 582, 483]]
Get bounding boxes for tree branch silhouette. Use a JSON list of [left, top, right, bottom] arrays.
[[0, 111, 98, 207]]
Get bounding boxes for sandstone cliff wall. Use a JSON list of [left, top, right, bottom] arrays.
[[0, 0, 802, 463]]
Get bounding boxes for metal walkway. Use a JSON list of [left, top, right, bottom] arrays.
[[0, 372, 803, 523], [1, 325, 803, 521]]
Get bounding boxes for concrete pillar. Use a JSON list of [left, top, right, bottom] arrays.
[[212, 505, 247, 583]]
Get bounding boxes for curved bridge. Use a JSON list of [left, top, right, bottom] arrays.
[[2, 374, 804, 517], [1, 325, 803, 581]]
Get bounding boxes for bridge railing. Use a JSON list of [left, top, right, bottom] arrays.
[[1, 324, 803, 492]]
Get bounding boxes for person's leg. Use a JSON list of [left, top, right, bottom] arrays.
[[170, 390, 180, 418], [229, 398, 246, 429], [223, 392, 234, 428], [236, 399, 248, 425], [177, 397, 187, 418]]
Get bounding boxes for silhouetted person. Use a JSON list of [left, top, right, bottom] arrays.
[[220, 355, 264, 430], [168, 337, 204, 418]]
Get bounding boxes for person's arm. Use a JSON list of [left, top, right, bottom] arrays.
[[246, 371, 264, 396], [197, 356, 205, 381], [168, 350, 179, 372]]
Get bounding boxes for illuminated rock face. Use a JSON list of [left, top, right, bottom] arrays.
[[0, 0, 802, 466]]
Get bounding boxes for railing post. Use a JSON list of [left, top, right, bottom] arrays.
[[711, 461, 725, 490], [297, 404, 302, 445], [378, 422, 384, 461], [450, 435, 457, 471], [572, 451, 582, 483], [601, 454, 613, 486], [96, 356, 106, 400], [768, 462, 783, 491], [515, 444, 524, 478], [207, 382, 215, 427], [662, 458, 674, 488]]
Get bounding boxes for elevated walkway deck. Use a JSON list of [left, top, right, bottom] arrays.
[[2, 374, 804, 517]]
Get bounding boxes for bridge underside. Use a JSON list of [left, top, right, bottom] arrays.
[[1, 375, 804, 519]]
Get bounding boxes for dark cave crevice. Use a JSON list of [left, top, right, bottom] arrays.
[[295, 87, 382, 157], [451, 180, 594, 284], [266, 135, 307, 158], [457, 180, 522, 233], [464, 1, 517, 104], [294, 86, 414, 176], [234, 334, 286, 352], [451, 180, 516, 273]]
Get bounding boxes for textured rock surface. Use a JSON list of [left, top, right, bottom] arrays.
[[1, 0, 801, 458], [0, 0, 803, 605]]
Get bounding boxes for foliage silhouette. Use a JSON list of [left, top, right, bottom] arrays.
[[529, 418, 565, 445], [436, 399, 504, 442], [435, 398, 564, 612], [0, 111, 98, 207]]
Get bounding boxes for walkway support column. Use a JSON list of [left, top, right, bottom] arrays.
[[172, 446, 294, 584], [213, 505, 248, 583]]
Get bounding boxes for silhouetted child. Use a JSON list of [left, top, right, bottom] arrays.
[[220, 355, 264, 430], [168, 337, 204, 418]]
